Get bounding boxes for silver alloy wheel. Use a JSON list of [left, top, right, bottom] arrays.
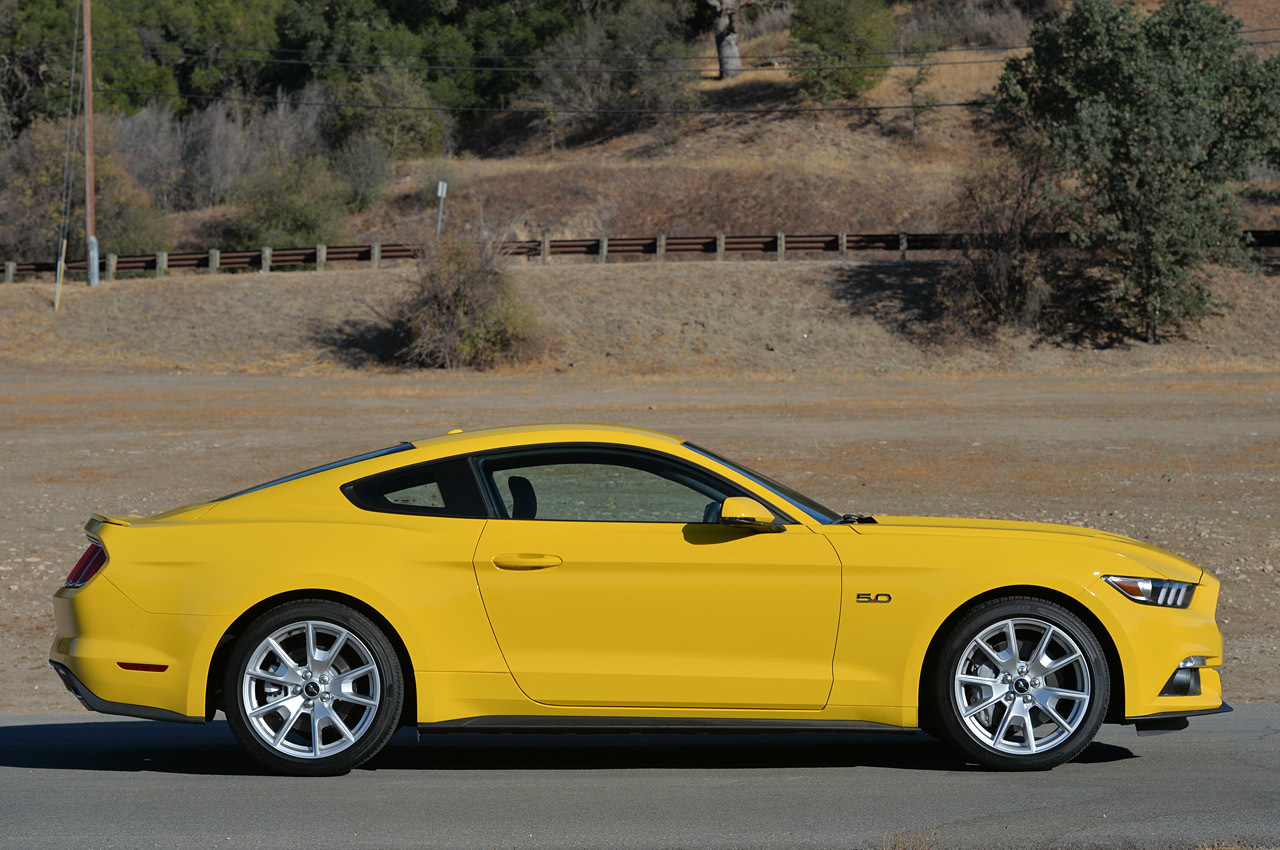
[[953, 616, 1091, 756], [240, 619, 381, 760]]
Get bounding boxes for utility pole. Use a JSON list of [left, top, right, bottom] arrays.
[[83, 0, 98, 287]]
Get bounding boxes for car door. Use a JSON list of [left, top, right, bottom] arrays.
[[471, 446, 842, 710]]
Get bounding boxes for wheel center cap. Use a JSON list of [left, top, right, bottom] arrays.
[[303, 681, 322, 698], [1013, 678, 1030, 694]]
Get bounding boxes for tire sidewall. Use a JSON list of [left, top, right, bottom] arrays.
[[223, 600, 404, 776], [932, 597, 1110, 771]]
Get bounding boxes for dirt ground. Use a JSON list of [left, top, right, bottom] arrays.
[[1, 260, 1277, 713]]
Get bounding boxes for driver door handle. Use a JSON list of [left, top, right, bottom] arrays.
[[492, 553, 563, 571]]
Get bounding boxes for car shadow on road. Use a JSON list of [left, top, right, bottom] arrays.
[[0, 721, 1135, 775]]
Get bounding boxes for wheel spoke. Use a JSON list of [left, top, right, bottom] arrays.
[[1042, 686, 1088, 702], [958, 673, 1000, 686], [272, 699, 306, 747], [975, 638, 1010, 670], [963, 692, 1005, 719], [305, 622, 319, 668], [1023, 706, 1038, 753], [334, 662, 376, 689], [335, 691, 378, 708], [320, 628, 349, 670], [249, 694, 299, 719], [1043, 650, 1082, 674], [1033, 694, 1075, 732], [327, 707, 356, 743], [266, 637, 296, 670], [1029, 626, 1056, 675], [992, 701, 1016, 745], [1005, 620, 1020, 663]]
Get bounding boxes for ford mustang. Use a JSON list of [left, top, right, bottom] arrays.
[[50, 424, 1229, 774]]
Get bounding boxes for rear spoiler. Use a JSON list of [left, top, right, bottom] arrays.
[[85, 513, 141, 532]]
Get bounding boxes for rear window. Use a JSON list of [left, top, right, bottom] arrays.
[[219, 443, 414, 500], [343, 457, 488, 518]]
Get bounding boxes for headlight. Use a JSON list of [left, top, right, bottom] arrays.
[[1103, 575, 1195, 608]]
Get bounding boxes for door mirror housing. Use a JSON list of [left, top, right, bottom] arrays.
[[719, 497, 785, 533]]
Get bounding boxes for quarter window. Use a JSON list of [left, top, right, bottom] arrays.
[[343, 458, 487, 518]]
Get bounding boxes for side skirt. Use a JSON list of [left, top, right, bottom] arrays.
[[419, 715, 919, 734]]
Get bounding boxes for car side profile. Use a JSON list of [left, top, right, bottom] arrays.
[[50, 424, 1229, 775]]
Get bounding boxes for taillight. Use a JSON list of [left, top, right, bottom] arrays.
[[65, 544, 106, 587]]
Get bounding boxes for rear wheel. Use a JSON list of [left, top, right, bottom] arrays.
[[223, 600, 403, 776], [930, 596, 1109, 770]]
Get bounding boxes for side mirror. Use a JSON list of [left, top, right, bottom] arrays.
[[719, 497, 785, 533]]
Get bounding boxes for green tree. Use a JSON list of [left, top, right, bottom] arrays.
[[789, 0, 896, 101], [998, 0, 1280, 342], [330, 66, 449, 158]]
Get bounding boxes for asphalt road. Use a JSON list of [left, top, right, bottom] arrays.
[[0, 706, 1276, 850]]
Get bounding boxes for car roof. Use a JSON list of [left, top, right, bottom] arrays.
[[409, 423, 685, 454]]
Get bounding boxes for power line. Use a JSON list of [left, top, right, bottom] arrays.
[[96, 86, 991, 115]]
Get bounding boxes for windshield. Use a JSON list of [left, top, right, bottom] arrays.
[[684, 443, 842, 523]]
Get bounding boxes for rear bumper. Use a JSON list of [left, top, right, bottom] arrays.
[[49, 660, 204, 724]]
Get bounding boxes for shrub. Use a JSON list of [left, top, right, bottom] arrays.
[[899, 1, 1032, 51], [387, 233, 536, 370], [331, 133, 393, 212], [940, 145, 1063, 331], [789, 0, 897, 101], [230, 155, 347, 249]]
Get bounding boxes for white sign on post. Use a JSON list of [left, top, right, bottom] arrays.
[[435, 181, 448, 237]]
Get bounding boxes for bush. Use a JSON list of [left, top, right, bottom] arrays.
[[331, 133, 393, 212], [387, 234, 536, 370], [789, 0, 897, 101], [899, 1, 1032, 50], [230, 155, 347, 249], [940, 146, 1063, 331]]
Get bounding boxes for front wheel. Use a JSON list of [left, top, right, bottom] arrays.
[[930, 596, 1110, 770], [223, 600, 404, 776]]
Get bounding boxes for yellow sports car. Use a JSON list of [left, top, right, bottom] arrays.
[[50, 424, 1229, 775]]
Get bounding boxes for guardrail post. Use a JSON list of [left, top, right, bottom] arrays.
[[209, 248, 220, 273], [156, 251, 167, 277], [4, 261, 14, 283], [316, 244, 326, 270], [838, 232, 847, 260], [597, 236, 608, 263], [261, 246, 272, 273], [899, 233, 908, 262], [370, 243, 381, 270], [540, 234, 550, 265], [656, 234, 666, 263], [105, 254, 117, 281], [716, 233, 725, 262], [777, 232, 786, 262]]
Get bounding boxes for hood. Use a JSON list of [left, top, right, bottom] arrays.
[[862, 516, 1205, 584]]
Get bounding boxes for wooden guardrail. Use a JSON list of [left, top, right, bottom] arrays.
[[5, 230, 1280, 281]]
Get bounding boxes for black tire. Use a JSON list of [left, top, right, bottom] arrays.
[[929, 596, 1110, 770], [222, 599, 404, 776]]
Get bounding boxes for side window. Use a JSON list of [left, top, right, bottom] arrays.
[[478, 448, 743, 523], [344, 458, 487, 518]]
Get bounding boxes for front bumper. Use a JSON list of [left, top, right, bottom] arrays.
[[49, 660, 204, 724]]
